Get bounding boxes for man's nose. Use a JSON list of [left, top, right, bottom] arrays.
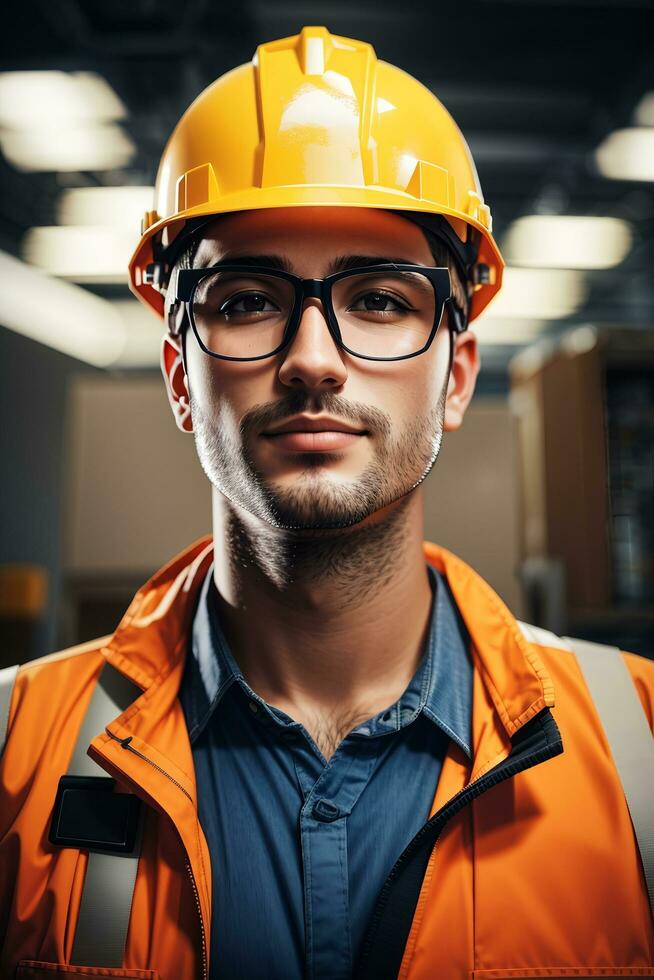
[[277, 298, 348, 390]]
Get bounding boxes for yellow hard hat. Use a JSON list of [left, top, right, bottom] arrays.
[[128, 26, 504, 324]]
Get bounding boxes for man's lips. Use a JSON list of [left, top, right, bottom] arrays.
[[260, 414, 368, 452], [262, 414, 366, 436], [261, 430, 367, 452]]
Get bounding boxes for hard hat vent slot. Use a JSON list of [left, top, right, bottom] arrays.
[[405, 160, 451, 208], [176, 163, 220, 212]]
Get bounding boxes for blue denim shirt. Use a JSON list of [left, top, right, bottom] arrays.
[[179, 561, 473, 980]]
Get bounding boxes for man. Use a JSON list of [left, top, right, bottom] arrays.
[[1, 25, 653, 980]]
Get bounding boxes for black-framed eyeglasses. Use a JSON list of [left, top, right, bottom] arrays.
[[173, 261, 463, 363]]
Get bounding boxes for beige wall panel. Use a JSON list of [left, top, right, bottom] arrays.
[[64, 375, 211, 572], [422, 398, 525, 619]]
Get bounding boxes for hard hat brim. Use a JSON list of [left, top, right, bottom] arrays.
[[128, 190, 504, 324]]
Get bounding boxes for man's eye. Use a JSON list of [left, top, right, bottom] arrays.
[[348, 291, 410, 313], [220, 292, 280, 315]]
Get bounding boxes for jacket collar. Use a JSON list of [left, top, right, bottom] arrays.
[[180, 558, 474, 758], [100, 534, 554, 743]]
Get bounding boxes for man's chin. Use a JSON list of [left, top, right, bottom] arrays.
[[257, 489, 375, 532], [255, 480, 412, 533], [264, 507, 373, 533]]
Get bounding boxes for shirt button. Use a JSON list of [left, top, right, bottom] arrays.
[[312, 798, 341, 822], [248, 701, 259, 713]]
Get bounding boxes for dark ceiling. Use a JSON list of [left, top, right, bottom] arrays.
[[2, 0, 654, 373]]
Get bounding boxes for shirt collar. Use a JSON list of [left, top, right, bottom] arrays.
[[180, 561, 472, 759]]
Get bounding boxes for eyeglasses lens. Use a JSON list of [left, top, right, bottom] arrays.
[[191, 270, 437, 359]]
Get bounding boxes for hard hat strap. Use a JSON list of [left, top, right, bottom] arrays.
[[395, 210, 480, 288]]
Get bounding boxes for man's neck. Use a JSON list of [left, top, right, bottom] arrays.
[[209, 488, 435, 724]]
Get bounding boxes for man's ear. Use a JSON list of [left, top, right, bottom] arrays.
[[443, 329, 480, 432], [161, 331, 193, 433]]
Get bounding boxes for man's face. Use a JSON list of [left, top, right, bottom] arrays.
[[165, 206, 475, 531]]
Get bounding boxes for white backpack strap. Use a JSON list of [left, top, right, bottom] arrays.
[[0, 663, 19, 758], [563, 636, 654, 918], [67, 661, 143, 967]]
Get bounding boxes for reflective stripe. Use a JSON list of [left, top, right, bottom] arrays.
[[517, 620, 570, 651], [68, 661, 142, 776], [71, 844, 143, 967], [68, 661, 143, 967], [564, 636, 654, 919], [0, 663, 19, 758]]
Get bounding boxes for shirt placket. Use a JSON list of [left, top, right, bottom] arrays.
[[291, 734, 382, 980]]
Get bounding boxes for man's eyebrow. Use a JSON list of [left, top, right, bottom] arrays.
[[198, 253, 423, 274], [330, 255, 423, 273]]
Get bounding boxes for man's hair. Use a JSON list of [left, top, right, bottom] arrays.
[[169, 221, 470, 324], [421, 227, 471, 319], [175, 234, 202, 276]]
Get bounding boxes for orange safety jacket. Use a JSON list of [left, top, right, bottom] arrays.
[[1, 534, 653, 980]]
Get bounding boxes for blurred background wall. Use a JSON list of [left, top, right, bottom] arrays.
[[1, 0, 653, 664]]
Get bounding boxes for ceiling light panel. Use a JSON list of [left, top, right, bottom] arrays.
[[1, 124, 135, 172], [502, 215, 632, 269], [473, 318, 548, 345], [595, 128, 654, 182], [476, 267, 587, 320], [0, 71, 127, 127], [57, 186, 155, 229], [23, 226, 135, 282], [633, 92, 654, 127], [0, 249, 126, 366], [0, 70, 132, 172]]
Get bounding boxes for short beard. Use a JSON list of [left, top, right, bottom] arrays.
[[188, 369, 449, 534]]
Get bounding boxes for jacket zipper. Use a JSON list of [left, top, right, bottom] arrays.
[[355, 707, 564, 980], [185, 856, 209, 980], [105, 728, 209, 980]]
